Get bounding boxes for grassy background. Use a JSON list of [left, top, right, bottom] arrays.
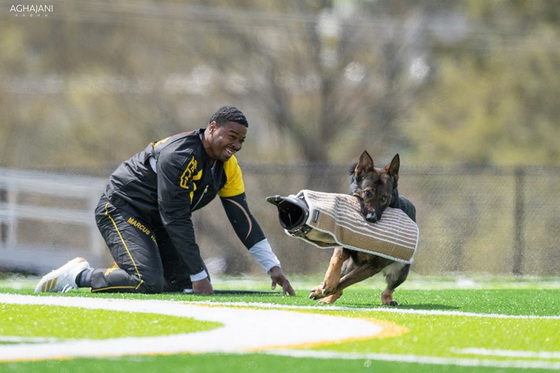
[[0, 275, 559, 372], [6, 353, 554, 373], [0, 303, 221, 339]]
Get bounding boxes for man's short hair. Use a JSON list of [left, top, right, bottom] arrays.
[[209, 106, 249, 127]]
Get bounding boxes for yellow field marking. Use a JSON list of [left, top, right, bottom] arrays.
[[246, 317, 409, 352]]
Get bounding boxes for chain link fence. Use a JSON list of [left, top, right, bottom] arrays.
[[1, 165, 559, 276], [196, 163, 560, 276]]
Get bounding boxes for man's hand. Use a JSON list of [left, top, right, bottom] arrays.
[[192, 277, 214, 294], [269, 266, 295, 296]]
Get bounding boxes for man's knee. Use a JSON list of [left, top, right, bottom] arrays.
[[138, 274, 165, 294]]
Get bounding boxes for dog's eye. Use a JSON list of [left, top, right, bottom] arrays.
[[363, 190, 373, 199], [380, 195, 388, 204]]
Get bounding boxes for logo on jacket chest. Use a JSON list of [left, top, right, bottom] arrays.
[[180, 158, 201, 190]]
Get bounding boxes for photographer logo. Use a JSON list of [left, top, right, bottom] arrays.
[[10, 4, 54, 17]]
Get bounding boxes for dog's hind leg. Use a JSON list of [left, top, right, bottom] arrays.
[[381, 262, 410, 306], [335, 262, 383, 293], [309, 247, 349, 300]]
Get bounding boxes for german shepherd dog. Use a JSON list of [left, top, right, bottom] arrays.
[[309, 151, 416, 306]]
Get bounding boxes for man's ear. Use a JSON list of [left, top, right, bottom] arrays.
[[208, 121, 218, 133]]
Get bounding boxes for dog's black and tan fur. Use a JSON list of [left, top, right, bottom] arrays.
[[309, 151, 416, 306]]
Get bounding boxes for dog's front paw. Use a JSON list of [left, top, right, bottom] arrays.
[[309, 285, 325, 300], [321, 280, 339, 296]]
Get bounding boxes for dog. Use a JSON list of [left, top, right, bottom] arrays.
[[309, 150, 416, 306]]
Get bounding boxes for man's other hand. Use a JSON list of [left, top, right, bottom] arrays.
[[192, 277, 214, 294], [269, 266, 295, 296]]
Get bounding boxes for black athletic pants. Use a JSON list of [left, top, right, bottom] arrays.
[[86, 195, 195, 293]]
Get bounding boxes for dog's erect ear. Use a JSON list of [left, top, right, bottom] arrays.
[[385, 153, 400, 180], [355, 151, 374, 175]]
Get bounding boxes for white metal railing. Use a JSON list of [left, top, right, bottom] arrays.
[[0, 167, 109, 273]]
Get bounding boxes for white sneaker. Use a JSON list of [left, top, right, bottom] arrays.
[[34, 257, 90, 293]]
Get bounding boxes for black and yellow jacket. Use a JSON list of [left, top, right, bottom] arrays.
[[104, 128, 266, 277]]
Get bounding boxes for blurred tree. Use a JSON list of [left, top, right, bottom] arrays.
[[183, 0, 450, 165], [406, 0, 560, 165], [0, 0, 451, 173], [2, 0, 559, 172]]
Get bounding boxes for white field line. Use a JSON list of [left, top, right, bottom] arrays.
[[454, 348, 560, 359], [0, 294, 382, 361], [264, 350, 560, 370], [188, 300, 560, 320], [1, 293, 559, 370]]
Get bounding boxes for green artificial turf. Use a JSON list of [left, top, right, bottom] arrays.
[[0, 303, 221, 340], [4, 353, 555, 373], [0, 276, 559, 373], [316, 310, 558, 357]]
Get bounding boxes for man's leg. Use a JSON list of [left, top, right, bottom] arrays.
[[80, 198, 165, 293]]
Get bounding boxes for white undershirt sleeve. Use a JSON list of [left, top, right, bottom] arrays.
[[189, 270, 208, 282], [249, 238, 281, 273]]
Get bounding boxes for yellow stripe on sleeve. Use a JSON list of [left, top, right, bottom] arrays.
[[218, 155, 245, 197]]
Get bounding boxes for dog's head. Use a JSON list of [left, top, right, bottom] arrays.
[[349, 150, 400, 223]]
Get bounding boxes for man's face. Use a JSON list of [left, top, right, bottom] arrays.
[[206, 121, 247, 162]]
